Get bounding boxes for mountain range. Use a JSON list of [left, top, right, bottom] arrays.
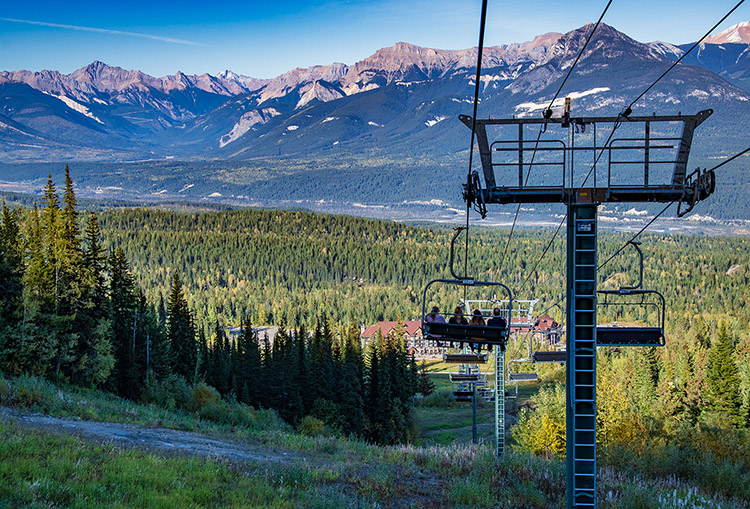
[[1, 21, 749, 221]]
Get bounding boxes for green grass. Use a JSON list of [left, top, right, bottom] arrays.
[[0, 422, 361, 508], [0, 374, 285, 440], [2, 374, 748, 508]]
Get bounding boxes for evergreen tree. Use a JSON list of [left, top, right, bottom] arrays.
[[236, 315, 262, 407], [0, 202, 23, 325], [109, 247, 137, 397], [72, 212, 114, 387], [337, 325, 365, 434], [416, 361, 435, 396], [166, 272, 196, 380], [704, 322, 743, 427]]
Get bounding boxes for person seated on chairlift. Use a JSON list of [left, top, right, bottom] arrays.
[[469, 309, 485, 326], [484, 307, 506, 353], [487, 307, 507, 328], [448, 306, 468, 349], [448, 306, 468, 324], [469, 309, 486, 353], [425, 306, 446, 323]]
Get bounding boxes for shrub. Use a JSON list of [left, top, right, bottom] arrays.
[[419, 391, 454, 408], [298, 416, 327, 437], [12, 375, 56, 410], [198, 400, 233, 425], [187, 383, 221, 413], [141, 375, 190, 410], [0, 375, 11, 404]]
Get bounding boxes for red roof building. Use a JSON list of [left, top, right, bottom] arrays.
[[361, 320, 444, 359]]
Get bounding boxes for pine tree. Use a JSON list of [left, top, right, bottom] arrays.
[[236, 315, 262, 407], [73, 212, 114, 387], [416, 361, 435, 396], [166, 272, 196, 380], [337, 325, 365, 434], [109, 247, 137, 397], [704, 322, 743, 427], [61, 166, 78, 244], [0, 202, 23, 324]]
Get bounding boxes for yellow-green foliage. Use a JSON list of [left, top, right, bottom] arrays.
[[512, 385, 566, 459], [187, 382, 221, 413]]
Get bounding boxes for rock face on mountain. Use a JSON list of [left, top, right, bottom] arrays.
[[0, 22, 749, 163], [704, 21, 750, 44]]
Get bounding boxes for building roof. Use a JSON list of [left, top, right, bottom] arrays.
[[361, 320, 422, 339], [535, 315, 560, 331]]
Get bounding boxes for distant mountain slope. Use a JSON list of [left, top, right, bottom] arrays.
[[1, 22, 749, 220], [206, 23, 750, 162]]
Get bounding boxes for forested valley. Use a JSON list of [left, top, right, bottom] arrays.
[[1, 171, 750, 471]]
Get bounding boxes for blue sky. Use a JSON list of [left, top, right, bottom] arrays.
[[1, 0, 748, 78]]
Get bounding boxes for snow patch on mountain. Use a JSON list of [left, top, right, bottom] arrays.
[[322, 117, 338, 123], [44, 92, 104, 124], [425, 116, 448, 127], [287, 125, 299, 131], [514, 87, 610, 113], [368, 121, 383, 127], [623, 208, 649, 216]]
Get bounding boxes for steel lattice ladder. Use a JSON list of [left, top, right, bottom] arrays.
[[495, 349, 505, 456], [566, 204, 598, 507]]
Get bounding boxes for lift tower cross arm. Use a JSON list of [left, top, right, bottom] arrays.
[[460, 109, 715, 509], [460, 110, 714, 207]]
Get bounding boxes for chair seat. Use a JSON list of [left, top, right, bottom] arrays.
[[532, 351, 567, 363], [508, 372, 539, 381], [596, 326, 664, 346], [424, 322, 507, 345]]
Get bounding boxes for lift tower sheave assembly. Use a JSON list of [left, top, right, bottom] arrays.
[[461, 109, 715, 509]]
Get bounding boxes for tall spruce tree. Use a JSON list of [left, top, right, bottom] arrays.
[[0, 202, 22, 325], [704, 322, 743, 427], [166, 272, 196, 380], [109, 247, 137, 397], [236, 315, 262, 407], [337, 325, 365, 435], [72, 212, 114, 387]]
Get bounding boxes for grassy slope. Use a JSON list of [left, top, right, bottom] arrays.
[[1, 375, 747, 508]]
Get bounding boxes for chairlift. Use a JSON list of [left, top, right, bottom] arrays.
[[597, 241, 666, 346], [505, 333, 538, 402], [421, 227, 513, 350]]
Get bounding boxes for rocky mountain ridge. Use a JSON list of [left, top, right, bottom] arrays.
[[0, 22, 748, 163]]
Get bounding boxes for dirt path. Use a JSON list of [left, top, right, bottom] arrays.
[[0, 406, 306, 466]]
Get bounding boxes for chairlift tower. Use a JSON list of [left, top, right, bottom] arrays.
[[461, 106, 715, 509]]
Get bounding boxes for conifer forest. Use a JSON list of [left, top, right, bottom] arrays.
[[1, 170, 750, 468]]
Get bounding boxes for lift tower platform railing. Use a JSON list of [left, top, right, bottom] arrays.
[[460, 108, 715, 509]]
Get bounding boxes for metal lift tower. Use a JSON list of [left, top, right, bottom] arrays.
[[461, 106, 715, 508]]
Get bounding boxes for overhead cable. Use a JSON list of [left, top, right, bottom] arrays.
[[518, 213, 567, 293], [624, 0, 746, 115], [708, 146, 750, 172], [463, 0, 489, 285], [500, 0, 613, 269], [597, 203, 672, 271]]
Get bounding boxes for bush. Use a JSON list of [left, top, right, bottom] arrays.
[[141, 375, 190, 410], [298, 416, 328, 437], [12, 375, 56, 410], [0, 375, 11, 404], [187, 383, 221, 413], [419, 391, 454, 409], [198, 400, 233, 425]]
